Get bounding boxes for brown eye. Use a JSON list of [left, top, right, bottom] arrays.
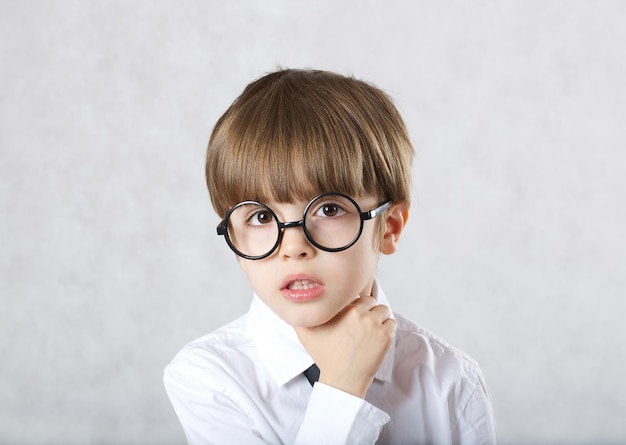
[[250, 210, 274, 226], [322, 205, 339, 217], [313, 203, 346, 218]]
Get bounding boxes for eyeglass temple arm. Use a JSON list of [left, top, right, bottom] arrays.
[[361, 201, 392, 220]]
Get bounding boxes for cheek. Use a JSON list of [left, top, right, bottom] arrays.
[[355, 228, 381, 263], [239, 261, 271, 290], [329, 242, 379, 280]]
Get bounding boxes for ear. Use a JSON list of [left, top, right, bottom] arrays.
[[379, 203, 409, 255]]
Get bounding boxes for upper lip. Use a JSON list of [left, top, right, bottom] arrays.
[[280, 273, 323, 290]]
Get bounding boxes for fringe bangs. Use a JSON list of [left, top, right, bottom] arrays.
[[206, 69, 412, 217]]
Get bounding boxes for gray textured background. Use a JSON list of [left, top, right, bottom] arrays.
[[1, 1, 625, 443]]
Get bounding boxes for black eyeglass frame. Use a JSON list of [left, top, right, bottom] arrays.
[[217, 192, 392, 260]]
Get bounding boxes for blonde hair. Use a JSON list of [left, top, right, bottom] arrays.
[[206, 69, 413, 218]]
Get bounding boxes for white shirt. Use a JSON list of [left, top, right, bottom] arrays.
[[164, 282, 497, 444]]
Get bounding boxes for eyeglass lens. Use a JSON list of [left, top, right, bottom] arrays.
[[225, 194, 363, 258]]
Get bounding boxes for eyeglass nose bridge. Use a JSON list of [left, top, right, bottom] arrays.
[[276, 219, 307, 243], [278, 220, 305, 230], [275, 219, 311, 254]]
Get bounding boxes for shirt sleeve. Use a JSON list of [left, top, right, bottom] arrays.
[[164, 363, 273, 445], [451, 370, 498, 445], [295, 383, 390, 445]]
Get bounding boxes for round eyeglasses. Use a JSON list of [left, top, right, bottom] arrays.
[[217, 192, 392, 260]]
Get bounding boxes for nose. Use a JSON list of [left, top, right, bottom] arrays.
[[278, 222, 315, 259]]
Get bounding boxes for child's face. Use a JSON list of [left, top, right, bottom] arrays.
[[237, 194, 387, 328]]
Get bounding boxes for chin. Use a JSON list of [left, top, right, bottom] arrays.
[[285, 311, 334, 329]]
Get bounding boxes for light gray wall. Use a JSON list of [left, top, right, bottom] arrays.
[[1, 1, 625, 443]]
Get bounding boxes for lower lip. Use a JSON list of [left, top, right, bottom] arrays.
[[281, 285, 325, 302]]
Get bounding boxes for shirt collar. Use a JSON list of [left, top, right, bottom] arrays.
[[246, 280, 396, 387]]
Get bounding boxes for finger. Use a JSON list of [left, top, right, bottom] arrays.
[[382, 317, 397, 334], [354, 295, 377, 310], [369, 304, 391, 322]]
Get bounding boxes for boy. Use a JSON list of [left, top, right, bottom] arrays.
[[164, 69, 496, 444]]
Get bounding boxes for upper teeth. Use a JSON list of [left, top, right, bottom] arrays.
[[288, 280, 318, 290]]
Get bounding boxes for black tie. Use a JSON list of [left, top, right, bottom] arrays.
[[303, 364, 320, 386]]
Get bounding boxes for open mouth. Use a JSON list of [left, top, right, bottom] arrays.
[[281, 275, 325, 301], [287, 280, 320, 290]]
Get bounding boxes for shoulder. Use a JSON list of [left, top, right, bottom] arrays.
[[389, 313, 497, 442], [164, 314, 257, 388], [393, 312, 484, 388]]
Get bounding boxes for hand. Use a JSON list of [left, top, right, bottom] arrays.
[[294, 296, 396, 398]]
